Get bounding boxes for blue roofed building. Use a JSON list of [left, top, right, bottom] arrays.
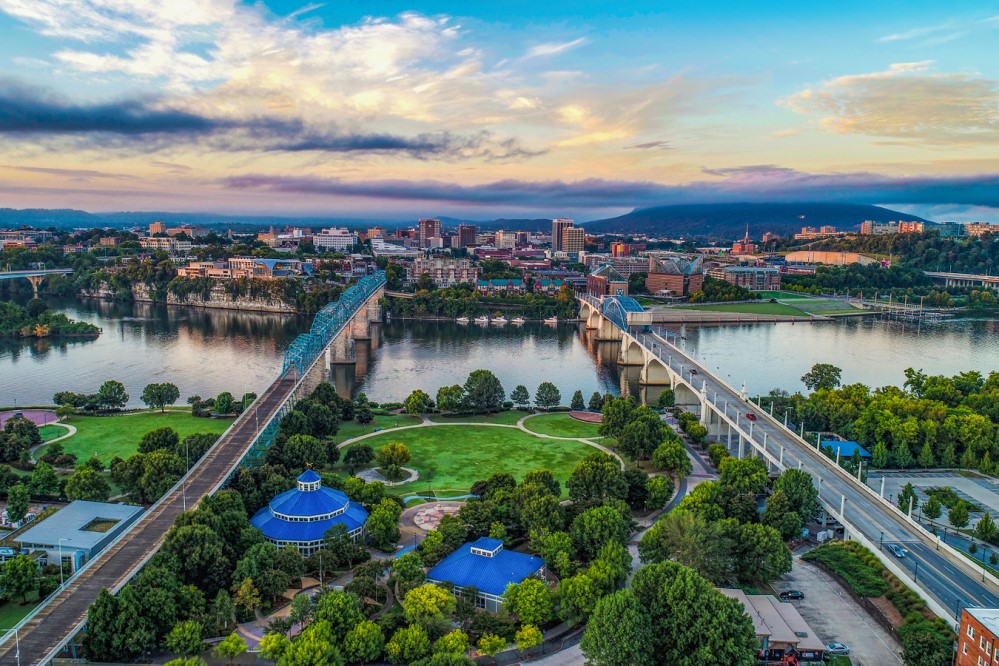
[[821, 440, 871, 460], [427, 537, 545, 612], [250, 470, 368, 556]]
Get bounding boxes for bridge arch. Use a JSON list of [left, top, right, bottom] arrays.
[[618, 336, 644, 365], [639, 356, 672, 385]]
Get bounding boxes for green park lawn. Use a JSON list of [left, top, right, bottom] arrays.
[[37, 412, 234, 464], [522, 413, 602, 439], [38, 425, 67, 442], [354, 425, 595, 497], [0, 591, 41, 628], [337, 415, 423, 440], [685, 302, 807, 316], [753, 290, 812, 300], [427, 410, 527, 425]]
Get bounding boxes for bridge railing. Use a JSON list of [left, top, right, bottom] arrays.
[[281, 271, 385, 377]]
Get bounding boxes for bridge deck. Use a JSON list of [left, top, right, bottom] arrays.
[[0, 376, 297, 666]]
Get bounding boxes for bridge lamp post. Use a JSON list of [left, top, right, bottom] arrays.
[[0, 626, 20, 666]]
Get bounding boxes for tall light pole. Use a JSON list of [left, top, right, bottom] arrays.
[[0, 627, 20, 666]]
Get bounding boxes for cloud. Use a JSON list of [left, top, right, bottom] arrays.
[[222, 168, 999, 209], [782, 62, 999, 145], [5, 165, 136, 180], [626, 140, 671, 150], [0, 78, 540, 160], [524, 38, 586, 59]]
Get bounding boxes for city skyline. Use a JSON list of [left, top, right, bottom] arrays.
[[0, 1, 997, 220]]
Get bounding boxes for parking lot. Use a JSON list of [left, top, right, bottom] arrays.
[[773, 556, 903, 666], [868, 470, 999, 529]]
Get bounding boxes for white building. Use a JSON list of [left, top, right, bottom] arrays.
[[371, 238, 420, 258], [314, 227, 358, 252]]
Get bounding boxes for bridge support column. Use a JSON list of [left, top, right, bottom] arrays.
[[351, 316, 370, 340], [738, 434, 744, 459], [329, 333, 354, 364], [367, 298, 382, 323], [26, 274, 43, 297]]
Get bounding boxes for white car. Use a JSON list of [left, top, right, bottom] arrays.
[[826, 643, 850, 655], [887, 543, 907, 558]]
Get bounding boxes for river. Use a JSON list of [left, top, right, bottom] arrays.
[[1, 297, 997, 408]]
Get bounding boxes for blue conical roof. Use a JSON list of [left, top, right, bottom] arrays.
[[297, 469, 321, 484]]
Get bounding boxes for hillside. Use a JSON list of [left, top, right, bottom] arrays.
[[584, 203, 932, 239]]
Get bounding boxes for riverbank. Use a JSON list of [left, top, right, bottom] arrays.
[[79, 285, 299, 313]]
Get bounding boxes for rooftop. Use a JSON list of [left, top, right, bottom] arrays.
[[967, 608, 999, 637], [720, 590, 826, 652], [428, 537, 545, 596], [820, 440, 871, 458], [15, 500, 143, 551]]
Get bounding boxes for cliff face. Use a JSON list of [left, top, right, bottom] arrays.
[[80, 284, 297, 313]]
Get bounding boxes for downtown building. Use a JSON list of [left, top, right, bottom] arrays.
[[313, 227, 359, 252], [409, 255, 480, 287], [418, 218, 442, 248]]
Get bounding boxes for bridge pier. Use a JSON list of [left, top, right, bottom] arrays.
[[26, 274, 44, 297], [367, 297, 382, 323], [329, 332, 355, 364], [351, 316, 370, 340]]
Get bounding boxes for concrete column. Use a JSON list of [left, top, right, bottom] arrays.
[[880, 477, 885, 498], [779, 446, 784, 467], [26, 275, 43, 297], [351, 316, 370, 340], [330, 333, 354, 364], [738, 434, 744, 459], [366, 299, 382, 323]]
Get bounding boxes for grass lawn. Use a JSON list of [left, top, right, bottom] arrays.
[[829, 656, 852, 666], [791, 299, 862, 315], [685, 302, 807, 316], [522, 413, 602, 439], [38, 425, 67, 442], [357, 425, 595, 496], [427, 410, 527, 425], [337, 415, 423, 440], [0, 591, 41, 628], [753, 290, 812, 300], [37, 412, 234, 465]]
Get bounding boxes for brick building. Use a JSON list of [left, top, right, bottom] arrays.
[[646, 255, 704, 296], [959, 607, 999, 666], [587, 263, 628, 297], [410, 256, 479, 287]]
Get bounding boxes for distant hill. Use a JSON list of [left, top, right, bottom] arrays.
[[583, 203, 933, 239], [436, 217, 553, 232]]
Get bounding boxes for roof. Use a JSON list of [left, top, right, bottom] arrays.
[[298, 469, 322, 483], [250, 502, 368, 542], [724, 266, 779, 273], [652, 256, 703, 276], [427, 537, 545, 596], [591, 263, 626, 281], [268, 485, 351, 517], [477, 279, 524, 286], [821, 440, 871, 458], [967, 608, 999, 637], [720, 590, 826, 651], [14, 501, 143, 551], [612, 296, 645, 313]]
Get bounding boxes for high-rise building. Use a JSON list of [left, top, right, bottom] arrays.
[[418, 218, 442, 247], [457, 224, 477, 248], [552, 218, 574, 252], [562, 227, 585, 256], [495, 230, 517, 249], [314, 227, 358, 252], [149, 221, 166, 235]]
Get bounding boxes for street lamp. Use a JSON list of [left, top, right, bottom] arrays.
[[0, 626, 20, 666]]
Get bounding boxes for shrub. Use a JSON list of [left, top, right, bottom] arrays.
[[801, 542, 889, 597]]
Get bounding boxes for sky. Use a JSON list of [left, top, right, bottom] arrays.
[[0, 0, 997, 221]]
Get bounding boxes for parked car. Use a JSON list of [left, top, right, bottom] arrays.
[[826, 643, 850, 655], [745, 412, 757, 421], [887, 544, 907, 558], [779, 590, 804, 601]]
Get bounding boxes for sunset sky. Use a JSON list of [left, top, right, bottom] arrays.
[[0, 0, 997, 221]]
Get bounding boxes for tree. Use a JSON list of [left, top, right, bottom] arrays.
[[652, 440, 692, 479], [377, 442, 411, 467], [405, 390, 434, 415], [871, 441, 890, 468], [580, 589, 653, 666], [977, 512, 998, 542], [436, 385, 465, 414], [231, 577, 261, 615], [5, 483, 30, 524], [476, 634, 507, 659], [718, 457, 768, 495], [97, 380, 129, 411], [685, 422, 708, 444], [139, 426, 180, 454], [801, 363, 842, 391], [142, 383, 180, 412], [617, 407, 667, 460], [534, 382, 563, 410], [259, 632, 290, 662], [917, 441, 935, 468], [761, 490, 803, 541], [645, 476, 673, 511], [386, 624, 432, 664], [656, 389, 676, 410], [314, 589, 365, 642], [0, 554, 38, 603], [556, 573, 597, 623], [367, 500, 402, 549], [899, 621, 955, 666], [515, 624, 543, 653], [772, 469, 820, 522], [279, 621, 342, 666], [588, 392, 603, 411], [897, 482, 919, 514], [214, 392, 236, 415], [344, 444, 374, 473], [462, 369, 505, 413], [164, 658, 207, 666], [511, 385, 530, 408], [570, 390, 585, 410], [306, 403, 340, 439], [436, 629, 471, 655], [567, 452, 627, 504], [65, 467, 112, 501], [283, 434, 327, 471], [403, 584, 457, 629], [165, 620, 204, 657], [213, 633, 247, 665], [737, 523, 793, 583], [503, 578, 553, 625], [631, 561, 758, 666], [356, 401, 374, 425], [344, 620, 384, 666], [570, 505, 631, 561], [29, 460, 60, 497], [949, 503, 970, 529], [922, 495, 942, 521], [599, 398, 635, 438]]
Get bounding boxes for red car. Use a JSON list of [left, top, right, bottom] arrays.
[[745, 412, 757, 421]]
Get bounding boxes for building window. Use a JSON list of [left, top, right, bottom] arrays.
[[970, 626, 976, 638], [474, 596, 486, 609], [965, 642, 969, 654]]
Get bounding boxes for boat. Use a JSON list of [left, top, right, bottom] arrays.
[[491, 316, 508, 325], [511, 317, 526, 324], [474, 316, 490, 324], [543, 316, 558, 325], [456, 317, 469, 324]]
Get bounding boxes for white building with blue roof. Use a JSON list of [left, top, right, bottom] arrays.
[[427, 537, 546, 612], [250, 470, 369, 556]]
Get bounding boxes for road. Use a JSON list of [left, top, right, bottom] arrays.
[[0, 377, 298, 666], [636, 329, 999, 621]]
